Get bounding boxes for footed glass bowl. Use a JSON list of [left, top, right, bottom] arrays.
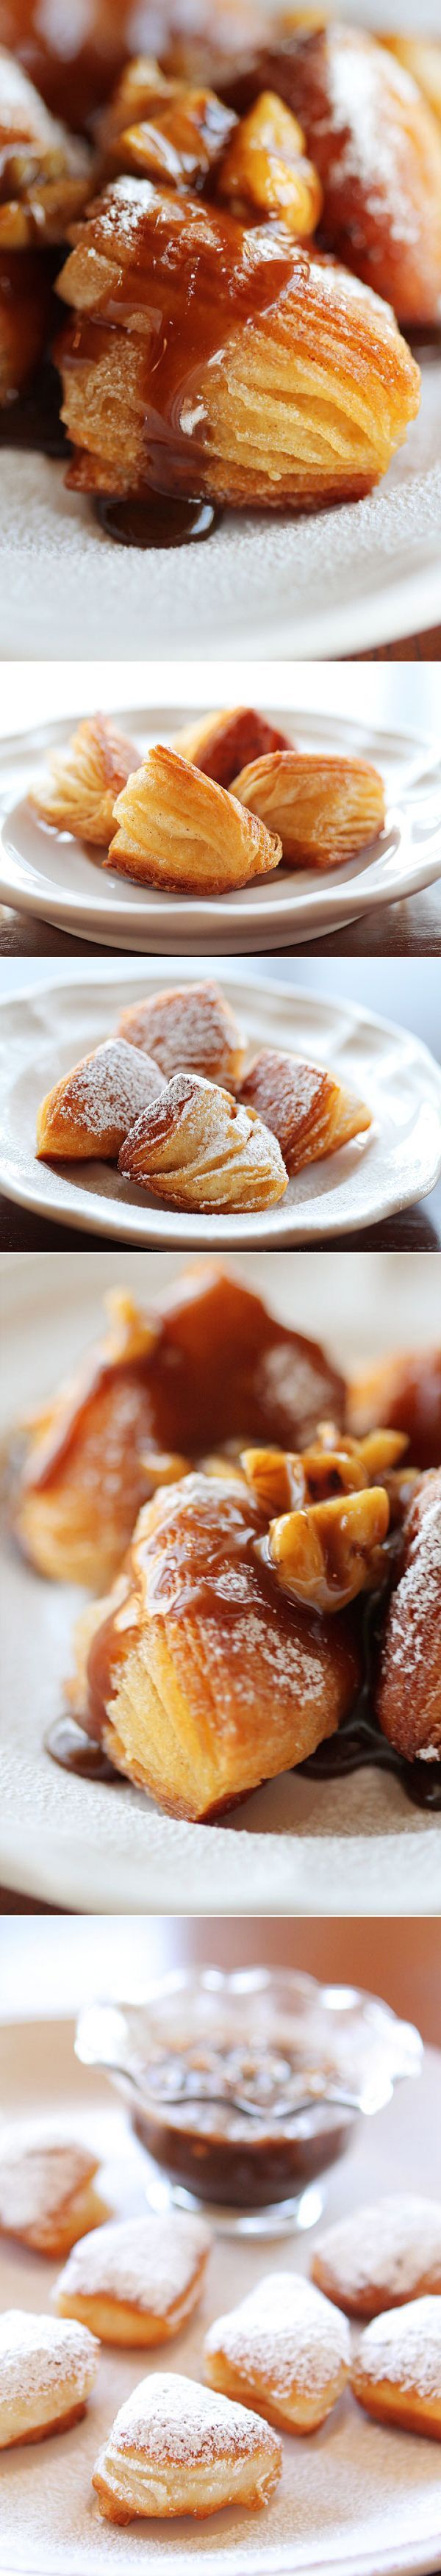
[[76, 1967, 422, 2236]]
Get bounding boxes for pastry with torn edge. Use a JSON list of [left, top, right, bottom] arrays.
[[171, 706, 294, 789], [0, 2311, 99, 2451], [118, 1074, 288, 1212], [55, 178, 420, 512], [12, 1265, 345, 1590], [0, 2125, 112, 2257], [227, 22, 441, 326], [107, 747, 282, 895], [68, 1467, 359, 1819], [118, 979, 245, 1088], [231, 752, 386, 868], [205, 2271, 350, 2432], [0, 246, 52, 407], [92, 2369, 283, 2522], [0, 46, 92, 248], [55, 2210, 211, 2346], [36, 1038, 165, 1163], [239, 1050, 371, 1175], [312, 2195, 441, 2320], [351, 2296, 441, 2441], [30, 713, 140, 847], [375, 1471, 441, 1762]]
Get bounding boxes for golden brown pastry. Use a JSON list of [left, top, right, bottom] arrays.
[[118, 1074, 288, 1211], [226, 23, 441, 325], [205, 2272, 350, 2432], [118, 980, 245, 1086], [68, 1468, 359, 1818], [0, 2311, 99, 2451], [0, 2125, 111, 2256], [99, 60, 236, 190], [268, 1484, 390, 1614], [376, 1471, 441, 1762], [231, 752, 386, 868], [0, 46, 92, 248], [30, 713, 140, 847], [55, 2210, 210, 2345], [36, 1038, 165, 1163], [312, 2195, 441, 2321], [0, 3, 270, 127], [239, 1050, 371, 1173], [0, 244, 51, 404], [381, 40, 441, 132], [351, 2297, 441, 2441], [348, 1349, 441, 1474], [92, 2369, 282, 2523], [12, 1266, 346, 1588], [217, 89, 322, 236], [55, 179, 420, 512], [172, 706, 295, 786], [107, 748, 282, 894]]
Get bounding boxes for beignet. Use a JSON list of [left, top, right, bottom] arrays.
[[0, 46, 92, 248], [0, 2125, 111, 2257], [240, 1050, 371, 1174], [118, 979, 245, 1086], [13, 1265, 345, 1587], [30, 712, 140, 847], [0, 2311, 99, 2450], [55, 2209, 210, 2345], [312, 2195, 441, 2320], [376, 1471, 441, 1762], [171, 706, 294, 786], [36, 1038, 165, 1162], [92, 2369, 282, 2522], [68, 1468, 359, 1818], [351, 2297, 441, 2441], [231, 752, 386, 868], [205, 2271, 350, 2432], [381, 39, 441, 132], [118, 1073, 288, 1211], [107, 747, 282, 893], [55, 178, 420, 510], [0, 246, 51, 405]]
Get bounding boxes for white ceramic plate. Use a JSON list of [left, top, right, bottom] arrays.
[[1, 960, 440, 1247], [1, 1249, 440, 1916], [1, 2009, 441, 2576], [1, 708, 440, 955]]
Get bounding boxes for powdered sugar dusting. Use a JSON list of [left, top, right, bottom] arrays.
[[384, 1479, 441, 1684], [0, 2310, 98, 2407], [323, 33, 420, 249], [107, 2372, 278, 2464], [206, 2272, 349, 2399], [0, 2129, 96, 2234], [120, 983, 241, 1082], [55, 1040, 164, 1138], [315, 2196, 441, 2305], [356, 2297, 441, 2399], [57, 2213, 209, 2314]]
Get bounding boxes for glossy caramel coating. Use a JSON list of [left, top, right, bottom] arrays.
[[0, 4, 268, 126], [217, 90, 322, 236], [0, 245, 51, 403], [0, 46, 92, 248], [269, 1484, 390, 1614]]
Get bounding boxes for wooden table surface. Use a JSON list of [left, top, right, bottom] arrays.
[[1, 875, 440, 959], [1, 1177, 440, 1252]]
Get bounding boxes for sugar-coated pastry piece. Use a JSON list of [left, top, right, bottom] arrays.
[[0, 2310, 99, 2451], [68, 1468, 359, 1818], [312, 2195, 441, 2321], [205, 2270, 350, 2432], [118, 980, 245, 1086], [217, 89, 322, 236], [55, 2210, 210, 2346], [101, 62, 236, 190], [376, 1471, 441, 1762], [107, 748, 282, 895], [0, 46, 92, 248], [240, 1050, 371, 1175], [0, 2125, 111, 2257], [268, 1485, 390, 1615], [118, 1074, 288, 1212], [93, 2369, 282, 2523], [0, 246, 52, 406], [229, 24, 441, 326], [351, 2297, 441, 2441], [13, 1264, 345, 1588], [380, 41, 441, 135], [231, 752, 386, 869], [172, 706, 295, 787], [30, 713, 140, 847], [56, 179, 420, 512], [36, 1038, 165, 1163], [348, 1349, 441, 1474]]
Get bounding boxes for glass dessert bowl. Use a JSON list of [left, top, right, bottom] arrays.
[[76, 1967, 422, 2236]]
